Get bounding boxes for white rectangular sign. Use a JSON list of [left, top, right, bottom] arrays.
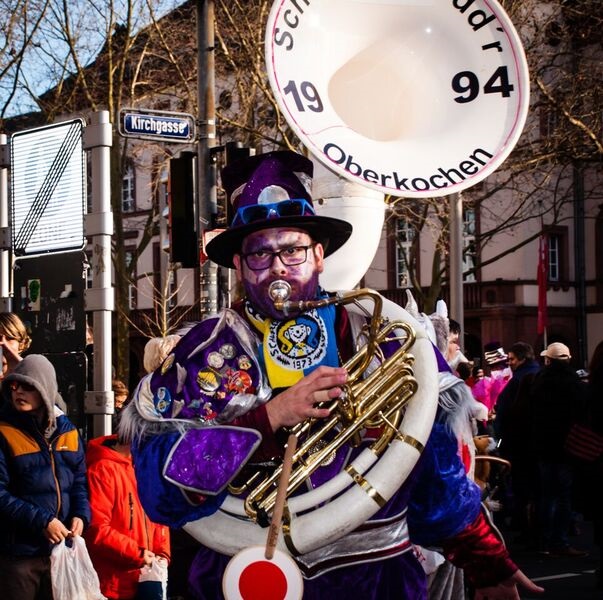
[[10, 119, 86, 256]]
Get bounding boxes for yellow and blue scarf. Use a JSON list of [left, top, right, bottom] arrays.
[[245, 297, 340, 389]]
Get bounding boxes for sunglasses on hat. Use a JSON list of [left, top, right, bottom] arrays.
[[9, 380, 36, 393], [231, 199, 315, 227]]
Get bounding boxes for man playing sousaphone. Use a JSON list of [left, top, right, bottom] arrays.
[[120, 151, 543, 599]]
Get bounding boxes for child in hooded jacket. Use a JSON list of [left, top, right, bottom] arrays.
[[0, 354, 90, 600], [85, 431, 171, 600]]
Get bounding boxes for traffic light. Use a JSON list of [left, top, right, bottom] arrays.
[[168, 151, 198, 268]]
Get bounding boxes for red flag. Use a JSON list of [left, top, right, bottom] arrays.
[[537, 234, 548, 335]]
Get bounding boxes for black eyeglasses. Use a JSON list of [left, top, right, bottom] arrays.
[[241, 244, 316, 271], [231, 199, 315, 227], [9, 380, 36, 393]]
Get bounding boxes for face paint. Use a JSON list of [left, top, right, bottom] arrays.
[[238, 228, 323, 319]]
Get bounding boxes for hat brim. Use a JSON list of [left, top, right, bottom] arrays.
[[205, 216, 353, 269]]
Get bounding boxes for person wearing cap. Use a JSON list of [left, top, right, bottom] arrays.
[[121, 151, 542, 599], [528, 342, 589, 556], [0, 354, 90, 600]]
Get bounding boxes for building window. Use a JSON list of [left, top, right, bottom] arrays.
[[122, 164, 135, 212], [463, 208, 476, 282], [168, 268, 176, 308], [548, 233, 560, 282], [125, 249, 137, 309], [158, 165, 169, 253], [395, 218, 414, 288], [546, 226, 568, 286]]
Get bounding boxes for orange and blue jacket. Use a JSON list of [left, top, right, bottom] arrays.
[[0, 408, 90, 557]]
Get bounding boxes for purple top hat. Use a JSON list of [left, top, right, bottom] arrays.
[[205, 150, 352, 268]]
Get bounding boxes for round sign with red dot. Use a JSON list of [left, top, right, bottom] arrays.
[[222, 546, 303, 600]]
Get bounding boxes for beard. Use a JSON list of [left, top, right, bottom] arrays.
[[244, 271, 321, 320]]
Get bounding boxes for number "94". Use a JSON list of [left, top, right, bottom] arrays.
[[452, 66, 514, 103]]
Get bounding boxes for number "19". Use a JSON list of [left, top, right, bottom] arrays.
[[283, 80, 324, 112]]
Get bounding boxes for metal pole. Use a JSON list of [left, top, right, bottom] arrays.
[[197, 0, 218, 315], [449, 192, 464, 341], [83, 111, 114, 437], [573, 161, 587, 367], [0, 134, 11, 311]]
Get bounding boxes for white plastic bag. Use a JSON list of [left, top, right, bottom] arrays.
[[412, 544, 446, 575], [137, 556, 168, 600], [50, 536, 106, 600]]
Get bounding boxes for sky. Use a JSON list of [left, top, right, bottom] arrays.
[[1, 0, 184, 120]]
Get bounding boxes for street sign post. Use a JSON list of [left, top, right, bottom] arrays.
[[119, 108, 196, 143]]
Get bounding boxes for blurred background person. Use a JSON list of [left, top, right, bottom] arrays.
[[446, 318, 470, 372], [529, 342, 588, 557], [483, 342, 512, 417], [0, 313, 31, 380], [112, 378, 130, 412], [111, 378, 130, 433], [493, 342, 541, 548], [575, 340, 603, 588]]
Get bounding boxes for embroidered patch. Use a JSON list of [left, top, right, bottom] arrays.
[[267, 310, 328, 370]]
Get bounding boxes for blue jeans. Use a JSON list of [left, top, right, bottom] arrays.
[[537, 459, 573, 550]]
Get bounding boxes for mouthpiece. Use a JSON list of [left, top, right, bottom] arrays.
[[268, 280, 292, 309], [269, 279, 341, 316]]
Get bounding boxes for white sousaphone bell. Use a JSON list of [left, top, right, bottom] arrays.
[[185, 0, 530, 584]]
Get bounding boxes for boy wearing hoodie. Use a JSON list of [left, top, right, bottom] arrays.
[[0, 354, 90, 600]]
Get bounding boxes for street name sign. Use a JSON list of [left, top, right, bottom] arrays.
[[10, 119, 86, 256], [119, 108, 195, 143]]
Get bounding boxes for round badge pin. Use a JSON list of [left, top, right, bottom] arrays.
[[208, 351, 225, 369], [238, 355, 252, 370], [220, 343, 237, 359], [154, 387, 172, 415], [161, 353, 175, 375], [197, 369, 221, 393]]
